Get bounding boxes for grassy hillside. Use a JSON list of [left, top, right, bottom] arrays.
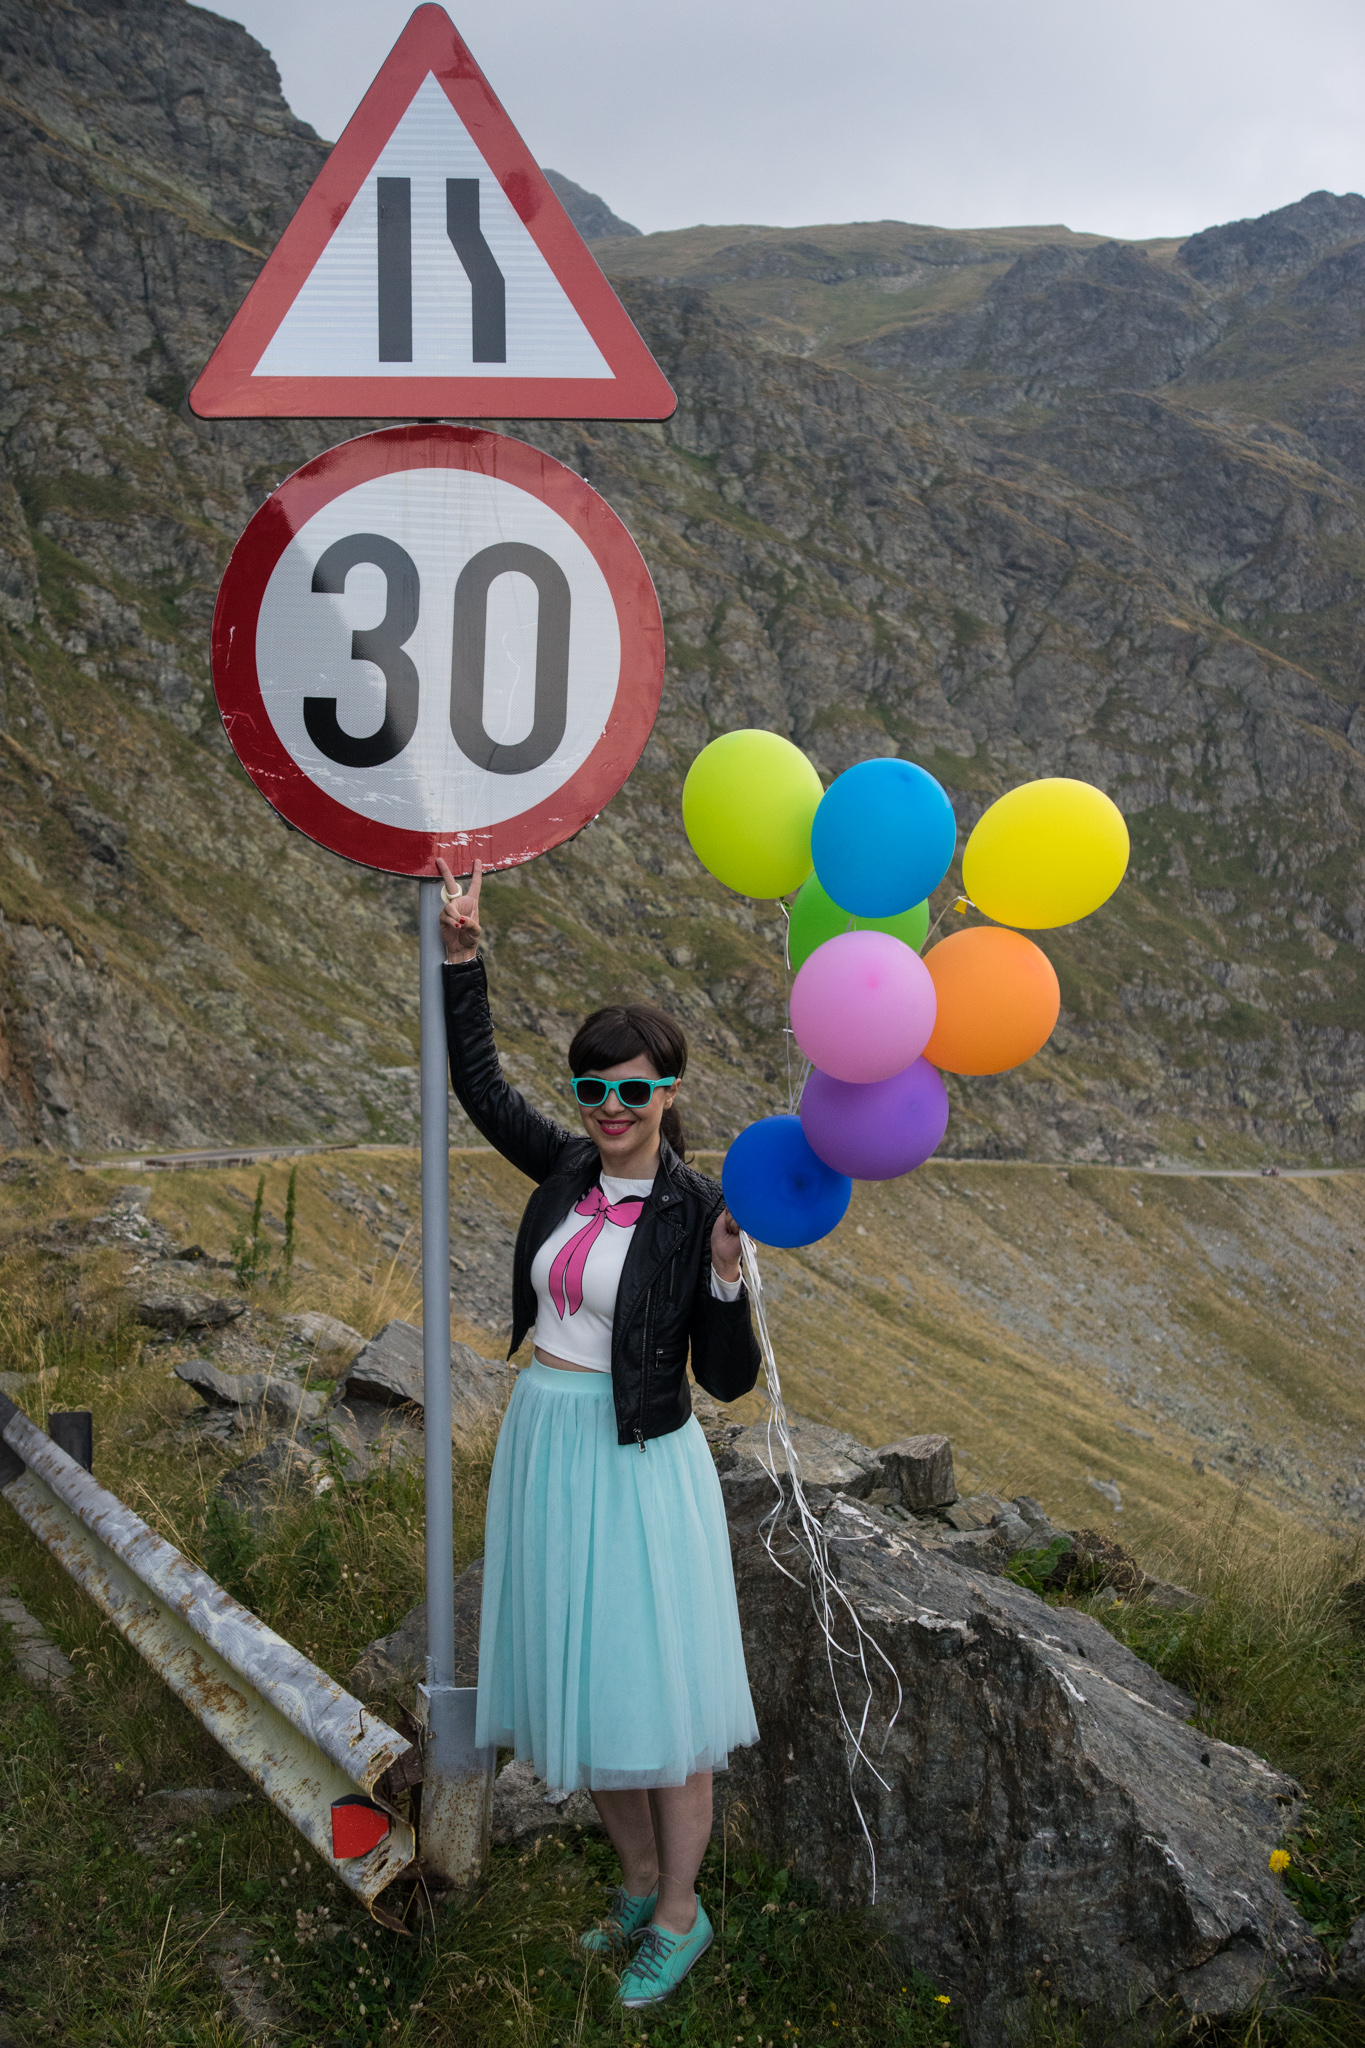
[[594, 220, 1185, 361], [8, 1146, 1360, 1554]]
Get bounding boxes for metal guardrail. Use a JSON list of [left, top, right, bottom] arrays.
[[0, 1392, 419, 1924]]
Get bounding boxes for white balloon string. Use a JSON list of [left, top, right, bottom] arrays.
[[739, 1232, 904, 1904], [777, 902, 799, 1115]]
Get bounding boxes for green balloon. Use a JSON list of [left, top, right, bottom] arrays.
[[787, 876, 930, 971]]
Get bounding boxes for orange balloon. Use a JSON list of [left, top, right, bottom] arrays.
[[922, 927, 1060, 1075]]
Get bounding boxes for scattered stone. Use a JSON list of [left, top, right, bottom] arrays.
[[719, 1413, 879, 1493], [865, 1432, 957, 1510], [175, 1357, 328, 1424], [0, 1594, 74, 1694], [145, 1787, 251, 1815], [309, 1403, 373, 1483], [347, 1558, 484, 1705], [491, 1758, 602, 1846], [343, 1320, 512, 1433], [216, 1438, 332, 1518], [941, 1491, 1004, 1532], [203, 1923, 287, 2042], [1087, 1475, 1124, 1510], [1337, 1911, 1365, 1994], [285, 1311, 364, 1356], [723, 1470, 1320, 2039], [1045, 1527, 1151, 1599], [136, 1290, 244, 1335], [1339, 1575, 1365, 1635], [344, 1320, 424, 1407]]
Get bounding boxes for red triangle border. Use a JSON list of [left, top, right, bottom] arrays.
[[189, 5, 676, 422]]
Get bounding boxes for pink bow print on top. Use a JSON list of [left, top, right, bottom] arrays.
[[547, 1184, 647, 1318]]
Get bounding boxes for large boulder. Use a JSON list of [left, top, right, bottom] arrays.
[[720, 1469, 1324, 2041]]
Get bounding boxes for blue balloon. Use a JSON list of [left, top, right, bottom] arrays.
[[722, 1115, 852, 1249], [811, 758, 957, 918]]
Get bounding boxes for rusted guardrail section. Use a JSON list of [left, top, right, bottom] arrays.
[[0, 1392, 418, 1924]]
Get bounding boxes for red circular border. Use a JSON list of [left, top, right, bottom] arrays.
[[211, 424, 664, 877]]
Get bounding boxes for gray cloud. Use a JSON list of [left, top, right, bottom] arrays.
[[214, 0, 1365, 239]]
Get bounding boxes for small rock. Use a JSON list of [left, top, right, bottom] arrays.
[[203, 1923, 288, 2043], [722, 1413, 879, 1493], [1337, 1911, 1365, 1993], [0, 1373, 39, 1396], [176, 1358, 328, 1424], [347, 1558, 484, 1704], [285, 1311, 364, 1356], [1087, 1475, 1123, 1510], [0, 1594, 74, 1694], [491, 1758, 602, 1846], [344, 1320, 512, 1433], [867, 1432, 957, 1511], [309, 1403, 373, 1482], [344, 1320, 424, 1406], [941, 1492, 1007, 1533], [145, 1787, 251, 1815], [136, 1290, 244, 1335], [217, 1438, 333, 1518]]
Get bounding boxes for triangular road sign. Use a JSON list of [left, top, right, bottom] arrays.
[[190, 5, 675, 421]]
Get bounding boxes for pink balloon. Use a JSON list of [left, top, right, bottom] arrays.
[[789, 931, 937, 1083]]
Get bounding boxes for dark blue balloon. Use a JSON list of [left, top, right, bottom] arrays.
[[811, 757, 957, 918], [722, 1115, 852, 1249]]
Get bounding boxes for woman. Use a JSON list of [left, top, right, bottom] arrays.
[[437, 857, 761, 2010]]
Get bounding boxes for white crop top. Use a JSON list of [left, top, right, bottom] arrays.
[[530, 1173, 742, 1373]]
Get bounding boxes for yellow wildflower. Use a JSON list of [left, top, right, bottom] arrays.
[[935, 1994, 952, 2005], [1269, 1849, 1291, 1875]]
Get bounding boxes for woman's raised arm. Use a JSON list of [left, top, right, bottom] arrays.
[[436, 856, 575, 1185]]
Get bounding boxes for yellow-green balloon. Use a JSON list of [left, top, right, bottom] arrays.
[[963, 778, 1129, 929], [787, 876, 929, 971], [682, 730, 823, 899]]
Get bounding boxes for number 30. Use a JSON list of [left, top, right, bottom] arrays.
[[304, 535, 571, 774]]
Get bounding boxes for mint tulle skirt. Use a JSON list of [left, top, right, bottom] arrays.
[[476, 1362, 759, 1794]]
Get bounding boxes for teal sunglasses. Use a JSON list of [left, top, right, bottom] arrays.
[[571, 1075, 678, 1110]]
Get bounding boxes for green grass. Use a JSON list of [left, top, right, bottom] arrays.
[[8, 1201, 1365, 2041], [1089, 1506, 1365, 1959]]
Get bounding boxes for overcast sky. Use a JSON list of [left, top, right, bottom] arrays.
[[212, 0, 1364, 243]]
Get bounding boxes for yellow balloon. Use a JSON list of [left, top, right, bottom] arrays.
[[682, 730, 823, 898], [962, 778, 1129, 929]]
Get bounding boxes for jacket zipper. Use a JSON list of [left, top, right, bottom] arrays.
[[635, 1285, 654, 1450]]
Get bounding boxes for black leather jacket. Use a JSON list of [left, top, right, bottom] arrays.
[[443, 959, 761, 1447]]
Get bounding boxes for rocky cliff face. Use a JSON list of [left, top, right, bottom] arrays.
[[2, 0, 1364, 1167]]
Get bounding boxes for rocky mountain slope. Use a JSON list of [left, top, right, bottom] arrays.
[[2, 0, 1365, 1168]]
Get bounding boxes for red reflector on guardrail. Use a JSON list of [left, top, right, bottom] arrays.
[[331, 1796, 391, 1859]]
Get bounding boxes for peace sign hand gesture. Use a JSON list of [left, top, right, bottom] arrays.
[[436, 857, 483, 962]]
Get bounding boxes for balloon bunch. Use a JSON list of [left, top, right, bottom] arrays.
[[681, 731, 1129, 1249]]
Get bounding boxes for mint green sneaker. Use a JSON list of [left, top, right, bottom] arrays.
[[617, 1897, 713, 2006], [579, 1885, 658, 1954]]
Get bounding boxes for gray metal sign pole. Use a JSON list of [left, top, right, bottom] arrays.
[[415, 879, 494, 1885], [417, 880, 458, 1876]]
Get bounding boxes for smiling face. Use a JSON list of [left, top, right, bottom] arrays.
[[574, 1056, 678, 1180]]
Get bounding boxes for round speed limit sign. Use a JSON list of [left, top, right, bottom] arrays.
[[211, 424, 664, 874]]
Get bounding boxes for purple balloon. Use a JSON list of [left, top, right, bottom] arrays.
[[800, 1059, 950, 1180], [789, 929, 937, 1083]]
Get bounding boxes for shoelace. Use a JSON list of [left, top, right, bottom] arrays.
[[626, 1926, 674, 1983]]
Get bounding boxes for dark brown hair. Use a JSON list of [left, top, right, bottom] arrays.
[[569, 1004, 689, 1159]]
